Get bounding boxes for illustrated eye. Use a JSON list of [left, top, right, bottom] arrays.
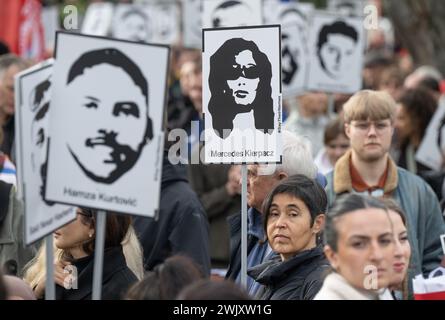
[[113, 102, 140, 118], [84, 102, 98, 109]]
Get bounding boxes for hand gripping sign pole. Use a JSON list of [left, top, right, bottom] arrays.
[[240, 165, 248, 288], [92, 210, 106, 300]]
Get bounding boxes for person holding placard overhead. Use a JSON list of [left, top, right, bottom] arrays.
[[24, 208, 140, 300]]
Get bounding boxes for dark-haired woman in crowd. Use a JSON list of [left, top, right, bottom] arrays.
[[248, 175, 329, 300]]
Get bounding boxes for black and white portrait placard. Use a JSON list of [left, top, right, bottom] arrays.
[[15, 60, 76, 245], [203, 0, 263, 29], [149, 2, 180, 45], [264, 1, 314, 96], [81, 2, 115, 36], [111, 3, 180, 45], [328, 0, 366, 17], [306, 13, 364, 94], [416, 97, 445, 171], [182, 0, 203, 48], [111, 4, 152, 43], [45, 32, 168, 217], [202, 25, 282, 164]]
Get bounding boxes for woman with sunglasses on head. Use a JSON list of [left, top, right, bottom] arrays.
[[23, 208, 142, 300]]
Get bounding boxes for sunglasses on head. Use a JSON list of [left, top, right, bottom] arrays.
[[77, 208, 94, 218]]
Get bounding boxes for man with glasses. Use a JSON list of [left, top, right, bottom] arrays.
[[325, 90, 445, 296]]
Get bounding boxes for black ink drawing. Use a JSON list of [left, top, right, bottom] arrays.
[[64, 48, 153, 184], [208, 38, 274, 138]]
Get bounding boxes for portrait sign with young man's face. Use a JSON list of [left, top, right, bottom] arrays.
[[306, 13, 364, 94], [15, 60, 76, 245], [45, 32, 169, 217], [202, 25, 282, 164], [203, 0, 262, 29]]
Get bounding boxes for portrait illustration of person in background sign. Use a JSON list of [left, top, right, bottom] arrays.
[[280, 7, 308, 86], [114, 7, 151, 42], [208, 38, 274, 139], [317, 20, 358, 80], [64, 48, 153, 184], [211, 1, 253, 28], [29, 76, 54, 205]]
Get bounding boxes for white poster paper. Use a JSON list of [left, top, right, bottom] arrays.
[[41, 6, 59, 51], [149, 2, 181, 45], [416, 97, 445, 171], [306, 13, 364, 94], [45, 32, 168, 217], [15, 60, 76, 245], [111, 4, 151, 42], [203, 25, 282, 164], [264, 1, 314, 96], [328, 0, 366, 17], [182, 0, 203, 48], [81, 2, 115, 36], [203, 0, 263, 29]]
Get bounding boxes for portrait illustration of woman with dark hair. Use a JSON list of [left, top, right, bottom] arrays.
[[208, 38, 274, 139]]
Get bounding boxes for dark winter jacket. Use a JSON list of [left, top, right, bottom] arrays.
[[133, 153, 211, 275], [248, 245, 329, 300], [55, 246, 137, 300]]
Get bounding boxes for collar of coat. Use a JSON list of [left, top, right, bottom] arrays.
[[333, 149, 398, 195]]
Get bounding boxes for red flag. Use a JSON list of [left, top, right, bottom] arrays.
[[0, 0, 45, 61]]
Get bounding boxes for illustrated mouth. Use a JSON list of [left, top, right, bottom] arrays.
[[86, 137, 107, 147], [234, 90, 249, 98]]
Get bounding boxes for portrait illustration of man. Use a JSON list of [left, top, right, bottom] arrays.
[[208, 38, 274, 139], [317, 20, 358, 79], [280, 7, 308, 86], [211, 1, 253, 28], [114, 7, 151, 42], [29, 76, 54, 205], [64, 48, 153, 184]]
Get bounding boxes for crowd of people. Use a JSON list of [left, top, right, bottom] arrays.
[[1, 1, 445, 301]]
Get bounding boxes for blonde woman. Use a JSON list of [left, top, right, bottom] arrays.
[[23, 208, 143, 299]]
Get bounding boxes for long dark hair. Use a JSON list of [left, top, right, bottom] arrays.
[[208, 38, 274, 138]]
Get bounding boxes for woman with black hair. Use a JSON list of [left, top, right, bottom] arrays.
[[247, 174, 328, 300]]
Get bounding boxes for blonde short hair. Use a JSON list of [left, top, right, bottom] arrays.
[[343, 90, 397, 124]]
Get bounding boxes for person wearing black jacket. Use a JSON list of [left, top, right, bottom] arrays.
[[25, 209, 137, 300], [133, 151, 211, 276], [248, 175, 329, 300]]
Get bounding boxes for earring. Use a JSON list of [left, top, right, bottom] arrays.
[[89, 233, 93, 238]]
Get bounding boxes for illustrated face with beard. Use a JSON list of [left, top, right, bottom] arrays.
[[31, 79, 54, 206], [65, 63, 149, 184]]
